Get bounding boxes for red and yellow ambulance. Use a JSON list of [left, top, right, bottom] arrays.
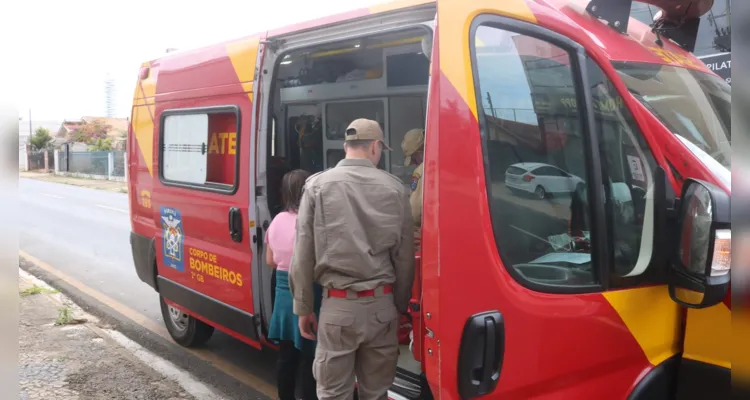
[[127, 0, 732, 398]]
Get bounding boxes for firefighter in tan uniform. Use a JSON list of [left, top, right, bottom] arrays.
[[401, 128, 425, 386], [402, 128, 425, 232], [289, 118, 415, 400]]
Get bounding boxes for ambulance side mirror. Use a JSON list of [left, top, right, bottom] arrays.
[[667, 179, 731, 309]]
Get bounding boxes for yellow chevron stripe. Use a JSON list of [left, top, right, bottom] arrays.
[[132, 105, 155, 177], [683, 304, 732, 369], [603, 285, 682, 366], [132, 62, 157, 177], [438, 0, 536, 120], [226, 37, 260, 104]]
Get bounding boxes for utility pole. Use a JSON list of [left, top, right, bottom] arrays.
[[29, 109, 32, 137], [486, 92, 497, 118]]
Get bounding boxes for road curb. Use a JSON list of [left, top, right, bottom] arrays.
[[19, 267, 226, 399], [20, 174, 128, 193], [19, 252, 274, 400]]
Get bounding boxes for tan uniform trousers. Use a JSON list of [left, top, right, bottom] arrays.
[[313, 290, 400, 400]]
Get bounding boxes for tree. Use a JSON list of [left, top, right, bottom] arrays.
[[90, 138, 113, 151], [30, 127, 54, 151], [71, 119, 112, 144]]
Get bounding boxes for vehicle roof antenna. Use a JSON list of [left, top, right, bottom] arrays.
[[648, 1, 706, 53], [654, 29, 665, 47]]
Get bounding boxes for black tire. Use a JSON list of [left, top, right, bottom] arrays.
[[535, 185, 547, 199], [159, 295, 214, 347]]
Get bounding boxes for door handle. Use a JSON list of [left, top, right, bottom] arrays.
[[457, 311, 504, 399], [228, 207, 243, 243]]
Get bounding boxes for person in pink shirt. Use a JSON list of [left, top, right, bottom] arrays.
[[266, 169, 321, 400]]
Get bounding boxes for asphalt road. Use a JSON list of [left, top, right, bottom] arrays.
[[18, 177, 573, 399], [19, 179, 278, 400]]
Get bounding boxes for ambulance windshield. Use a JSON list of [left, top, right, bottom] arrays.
[[613, 62, 731, 171]]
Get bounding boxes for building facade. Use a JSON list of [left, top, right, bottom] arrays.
[[631, 0, 731, 84]]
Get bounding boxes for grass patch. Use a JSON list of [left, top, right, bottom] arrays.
[[20, 285, 58, 297], [55, 306, 87, 326], [56, 306, 73, 325]]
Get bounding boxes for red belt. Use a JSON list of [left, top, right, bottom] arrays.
[[326, 285, 393, 298]]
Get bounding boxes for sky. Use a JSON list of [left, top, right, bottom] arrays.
[[3, 0, 729, 123], [5, 0, 385, 122]]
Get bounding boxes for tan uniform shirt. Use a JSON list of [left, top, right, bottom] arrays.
[[289, 158, 415, 314], [409, 163, 424, 228]]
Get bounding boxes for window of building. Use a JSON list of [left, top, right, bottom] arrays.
[[160, 108, 239, 192], [630, 1, 731, 56], [473, 23, 659, 291]]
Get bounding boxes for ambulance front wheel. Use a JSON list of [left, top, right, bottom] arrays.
[[159, 295, 214, 347]]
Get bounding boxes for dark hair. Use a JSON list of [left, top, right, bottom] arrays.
[[281, 169, 310, 213], [344, 139, 376, 151]]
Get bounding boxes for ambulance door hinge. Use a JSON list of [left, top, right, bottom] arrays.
[[425, 327, 434, 338], [259, 39, 284, 53]]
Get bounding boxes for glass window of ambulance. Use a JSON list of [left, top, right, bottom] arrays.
[[325, 100, 387, 170], [585, 57, 659, 281], [612, 62, 731, 188], [473, 25, 660, 288], [474, 26, 595, 287]]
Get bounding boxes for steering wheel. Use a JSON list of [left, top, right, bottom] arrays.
[[513, 263, 572, 284]]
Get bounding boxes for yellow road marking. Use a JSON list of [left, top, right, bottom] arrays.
[[18, 250, 276, 398]]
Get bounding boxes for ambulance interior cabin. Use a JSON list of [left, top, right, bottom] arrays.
[[265, 27, 430, 215], [263, 27, 430, 383]]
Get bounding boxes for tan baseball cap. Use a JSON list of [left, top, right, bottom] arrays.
[[345, 119, 392, 150], [401, 128, 425, 166]]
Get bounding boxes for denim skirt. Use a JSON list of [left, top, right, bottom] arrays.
[[267, 270, 322, 357]]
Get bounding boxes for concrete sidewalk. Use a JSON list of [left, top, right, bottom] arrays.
[[18, 270, 217, 400], [20, 172, 128, 193]]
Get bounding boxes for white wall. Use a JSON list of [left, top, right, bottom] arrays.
[[18, 142, 28, 171]]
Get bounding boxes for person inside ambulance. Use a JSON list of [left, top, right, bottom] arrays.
[[401, 128, 424, 368], [568, 154, 642, 276], [402, 128, 425, 230]]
